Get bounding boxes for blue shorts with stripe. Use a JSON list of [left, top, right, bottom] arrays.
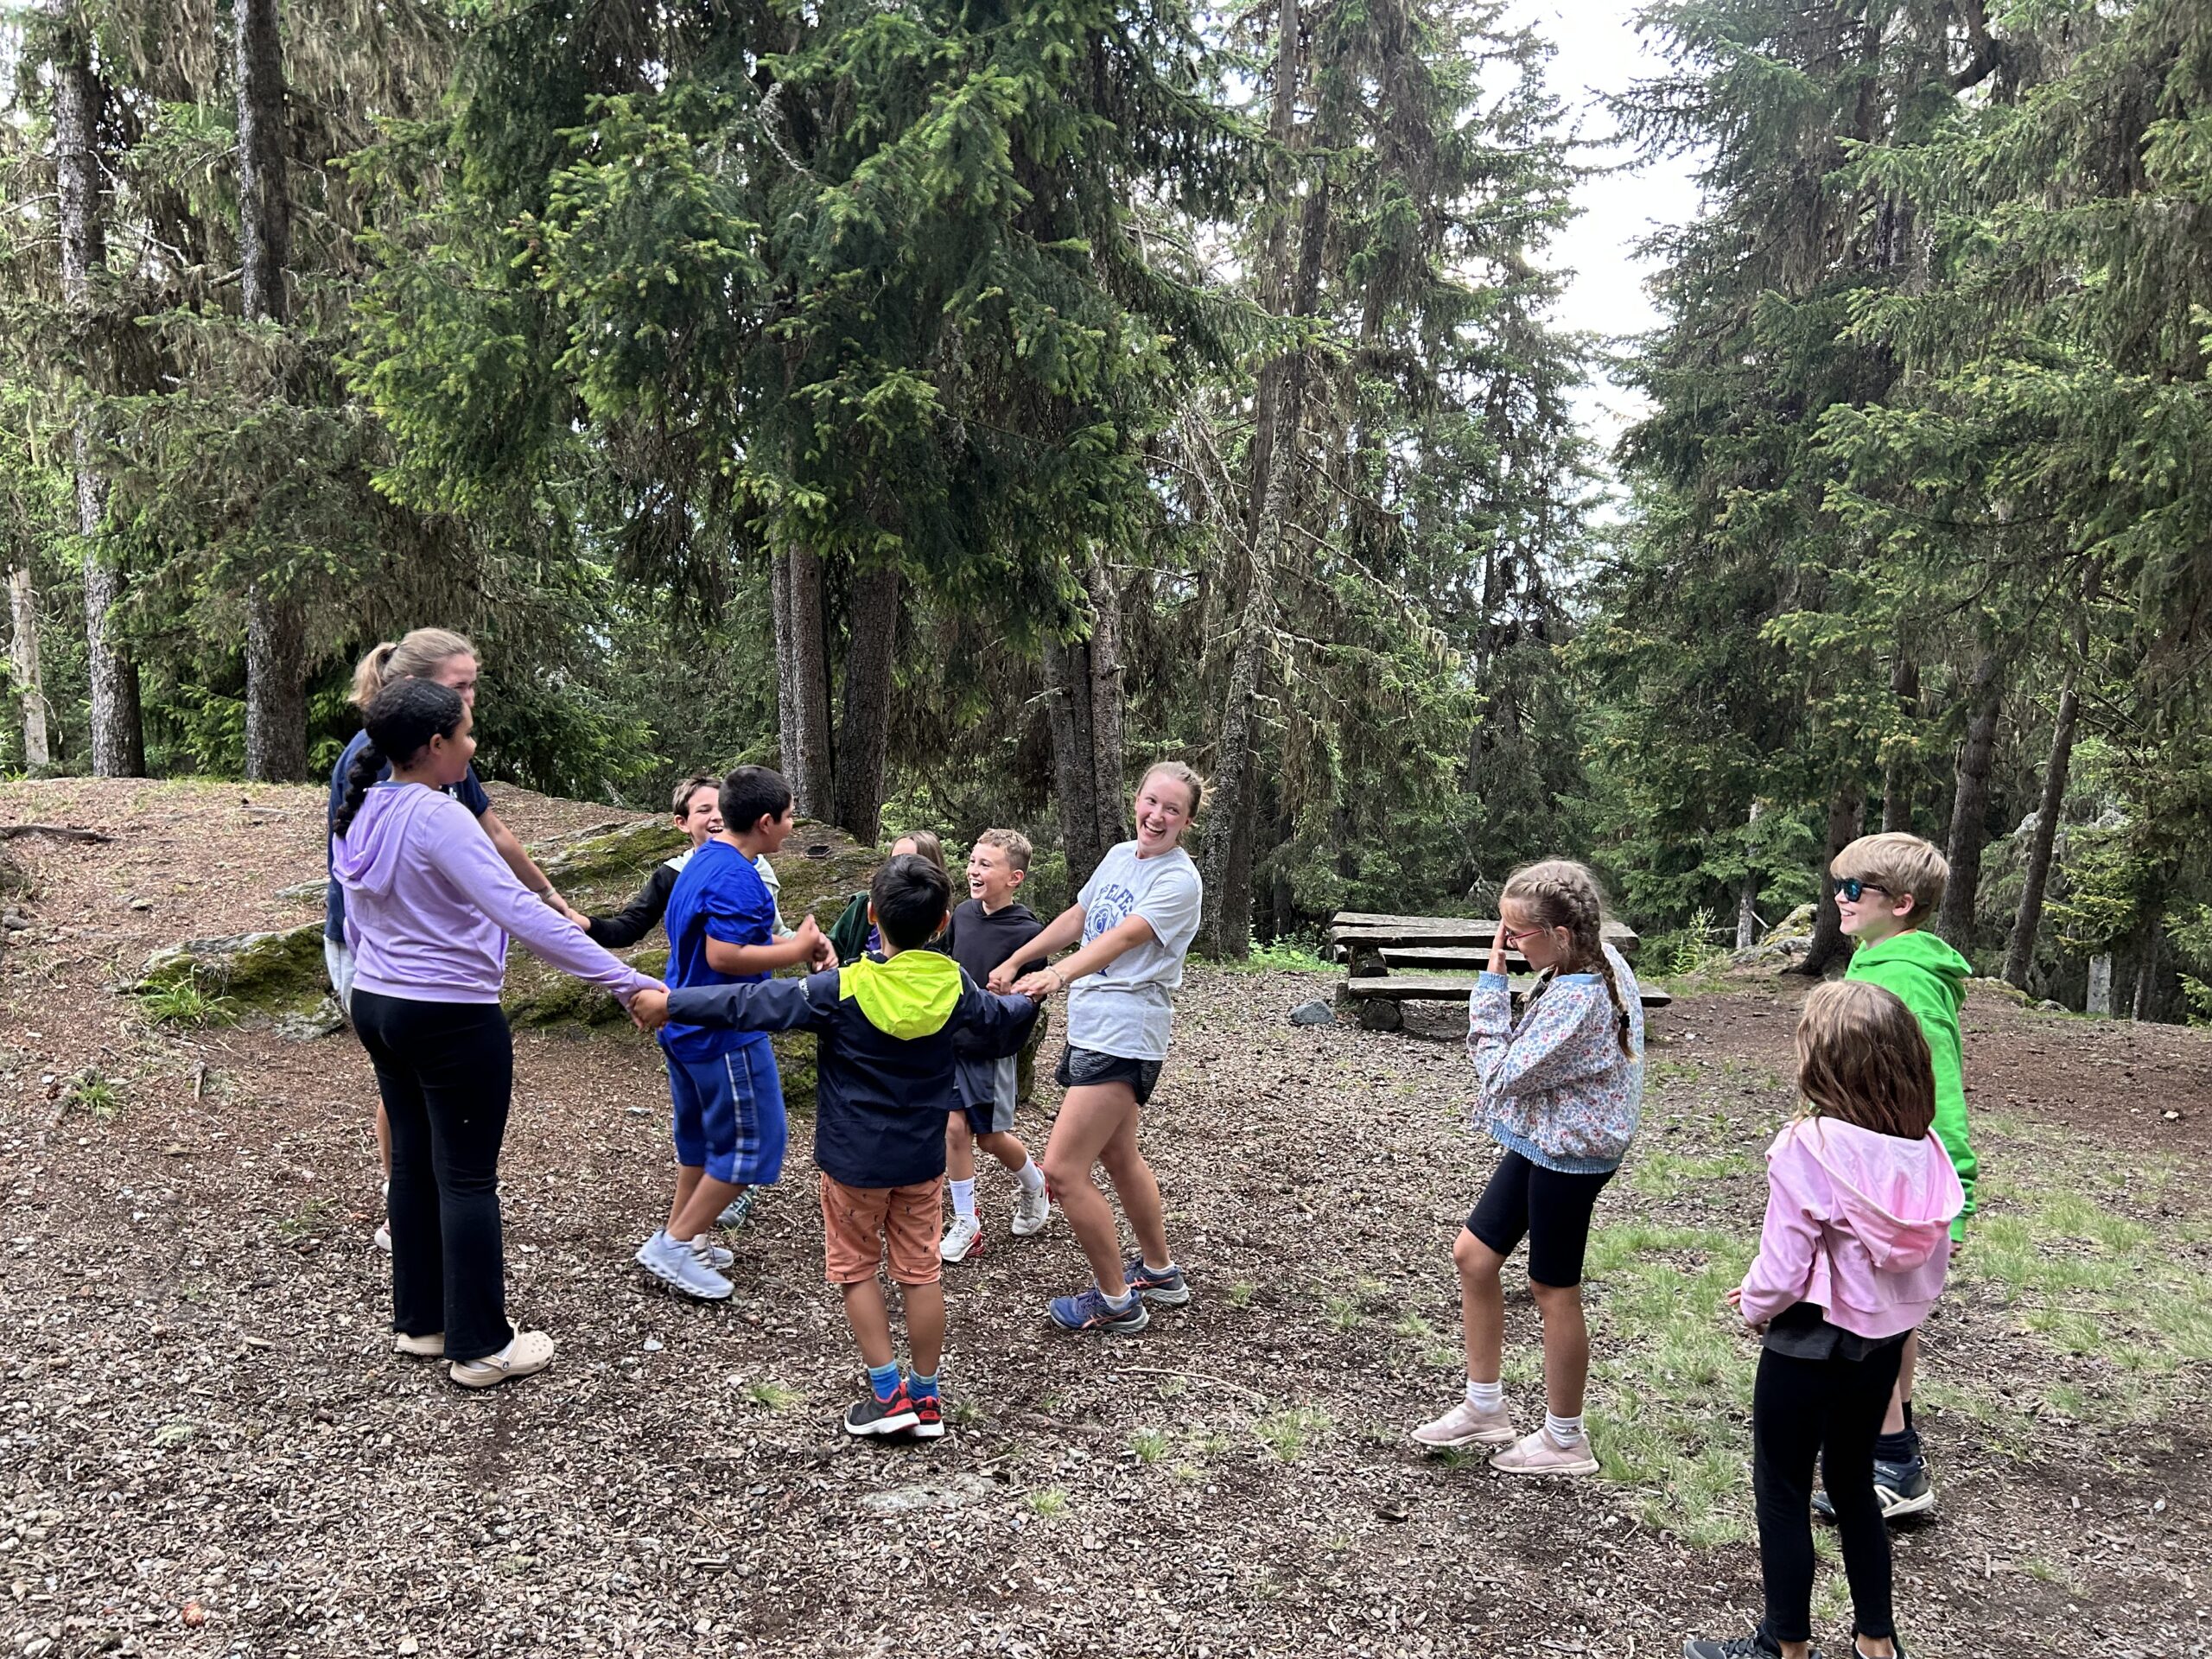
[[664, 1039, 786, 1185]]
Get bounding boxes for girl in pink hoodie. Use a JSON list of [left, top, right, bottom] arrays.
[[1684, 981, 1963, 1659]]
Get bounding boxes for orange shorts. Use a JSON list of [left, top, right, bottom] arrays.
[[819, 1173, 944, 1287]]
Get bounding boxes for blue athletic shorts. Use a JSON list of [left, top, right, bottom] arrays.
[[664, 1039, 786, 1185]]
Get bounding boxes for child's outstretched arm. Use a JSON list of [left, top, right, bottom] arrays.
[[667, 969, 837, 1034], [990, 903, 1084, 991], [1466, 975, 1618, 1101], [951, 977, 1043, 1060], [704, 912, 827, 976]]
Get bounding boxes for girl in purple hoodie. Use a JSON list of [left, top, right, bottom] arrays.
[[1685, 981, 1963, 1659], [332, 679, 661, 1389]]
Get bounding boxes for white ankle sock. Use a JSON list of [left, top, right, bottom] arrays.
[[950, 1179, 977, 1220], [1465, 1378, 1505, 1412], [1014, 1159, 1046, 1195], [1545, 1411, 1586, 1446]]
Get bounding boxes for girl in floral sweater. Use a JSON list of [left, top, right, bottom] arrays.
[[1411, 860, 1643, 1476]]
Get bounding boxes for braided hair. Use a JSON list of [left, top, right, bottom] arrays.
[[333, 678, 467, 840], [1499, 859, 1636, 1060]]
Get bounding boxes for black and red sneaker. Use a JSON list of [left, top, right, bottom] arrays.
[[844, 1384, 919, 1438], [909, 1393, 944, 1440]]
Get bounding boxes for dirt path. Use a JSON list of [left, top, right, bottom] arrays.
[[3, 781, 2205, 1658]]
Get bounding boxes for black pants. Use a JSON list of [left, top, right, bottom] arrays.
[[1753, 1339, 1906, 1645], [352, 991, 515, 1363]]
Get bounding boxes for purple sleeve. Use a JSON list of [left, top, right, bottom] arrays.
[[417, 803, 652, 1000]]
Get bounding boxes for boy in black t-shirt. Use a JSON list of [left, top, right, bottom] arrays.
[[938, 830, 1052, 1261]]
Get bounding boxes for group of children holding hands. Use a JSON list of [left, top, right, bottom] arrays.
[[327, 628, 1980, 1659]]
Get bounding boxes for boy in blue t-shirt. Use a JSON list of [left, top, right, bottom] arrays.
[[634, 766, 832, 1301]]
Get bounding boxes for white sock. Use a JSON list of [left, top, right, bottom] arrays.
[[1546, 1411, 1586, 1447], [1014, 1159, 1046, 1195], [1100, 1285, 1135, 1310], [1465, 1378, 1505, 1412], [950, 1179, 977, 1221]]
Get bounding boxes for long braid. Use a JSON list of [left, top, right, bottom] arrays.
[[332, 742, 386, 840], [1502, 858, 1634, 1058]]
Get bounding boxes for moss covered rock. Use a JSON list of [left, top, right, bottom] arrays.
[[137, 922, 328, 1013]]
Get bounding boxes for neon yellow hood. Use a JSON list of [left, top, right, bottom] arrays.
[[839, 950, 961, 1039]]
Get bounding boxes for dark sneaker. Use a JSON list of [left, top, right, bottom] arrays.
[[1681, 1635, 1814, 1659], [844, 1385, 920, 1438], [909, 1394, 944, 1440], [1048, 1285, 1151, 1334], [1814, 1454, 1935, 1522], [1123, 1255, 1191, 1306]]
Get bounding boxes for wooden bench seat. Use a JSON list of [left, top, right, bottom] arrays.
[[1339, 975, 1672, 1009]]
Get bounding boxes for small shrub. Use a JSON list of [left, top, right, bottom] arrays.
[[1128, 1428, 1170, 1464], [140, 976, 238, 1028], [65, 1071, 121, 1121]]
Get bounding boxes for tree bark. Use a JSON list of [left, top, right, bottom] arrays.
[[1084, 551, 1128, 852], [1937, 646, 2004, 950], [771, 549, 798, 783], [55, 38, 142, 777], [2132, 918, 2163, 1022], [235, 0, 308, 780], [781, 544, 836, 819], [8, 569, 49, 768], [1880, 657, 1919, 833], [1735, 800, 1764, 950], [830, 561, 901, 843], [1791, 781, 1864, 976], [1043, 633, 1103, 887], [1999, 671, 2080, 990]]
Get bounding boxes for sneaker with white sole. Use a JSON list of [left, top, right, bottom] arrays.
[[717, 1190, 756, 1230], [1411, 1396, 1516, 1449], [940, 1214, 984, 1262], [1010, 1183, 1051, 1237], [636, 1230, 734, 1300], [1490, 1425, 1599, 1476], [1123, 1255, 1190, 1306]]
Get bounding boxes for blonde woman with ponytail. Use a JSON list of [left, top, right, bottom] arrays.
[[1411, 858, 1645, 1476], [325, 630, 582, 1251]]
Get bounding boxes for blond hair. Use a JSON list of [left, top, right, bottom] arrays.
[[974, 827, 1033, 874], [1499, 858, 1635, 1059], [348, 628, 475, 710], [1140, 760, 1205, 817], [1831, 831, 1948, 925], [671, 772, 718, 817], [890, 829, 948, 879], [1795, 980, 1936, 1141]]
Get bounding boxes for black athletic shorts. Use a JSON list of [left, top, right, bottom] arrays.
[[1055, 1044, 1165, 1106], [1464, 1147, 1615, 1288]]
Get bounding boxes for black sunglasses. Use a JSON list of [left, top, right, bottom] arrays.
[[1832, 877, 1890, 903]]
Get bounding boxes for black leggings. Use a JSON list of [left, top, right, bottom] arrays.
[[352, 992, 515, 1363], [1753, 1339, 1907, 1646]]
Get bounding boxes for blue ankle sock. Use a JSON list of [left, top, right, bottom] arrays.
[[908, 1370, 939, 1402], [868, 1362, 902, 1402]]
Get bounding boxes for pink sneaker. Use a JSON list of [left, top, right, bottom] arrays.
[[1490, 1425, 1599, 1476], [1410, 1396, 1516, 1449]]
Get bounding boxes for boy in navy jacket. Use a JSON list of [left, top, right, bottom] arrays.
[[665, 854, 1038, 1438]]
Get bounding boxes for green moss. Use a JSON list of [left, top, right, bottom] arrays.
[[531, 818, 689, 889], [136, 922, 329, 1018]]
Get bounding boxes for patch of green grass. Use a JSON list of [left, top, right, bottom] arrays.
[[1626, 1147, 1757, 1202], [139, 976, 238, 1028], [1186, 1427, 1236, 1459], [1644, 1058, 1701, 1090], [274, 1197, 340, 1243], [1255, 1406, 1332, 1461], [1024, 1485, 1070, 1519], [1224, 1279, 1256, 1309], [742, 1379, 802, 1410], [1324, 1294, 1363, 1332], [153, 1420, 196, 1448], [1219, 934, 1334, 975], [1128, 1428, 1171, 1465], [64, 1070, 121, 1121], [950, 1396, 986, 1428]]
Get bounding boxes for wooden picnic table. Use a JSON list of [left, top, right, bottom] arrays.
[[1328, 910, 1660, 1031]]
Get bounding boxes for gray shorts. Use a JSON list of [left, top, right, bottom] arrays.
[[955, 1054, 1020, 1136], [322, 936, 356, 1016]]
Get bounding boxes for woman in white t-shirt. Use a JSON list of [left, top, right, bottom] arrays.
[[990, 762, 1205, 1334]]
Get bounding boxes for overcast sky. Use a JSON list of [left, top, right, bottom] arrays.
[[1503, 0, 1706, 462]]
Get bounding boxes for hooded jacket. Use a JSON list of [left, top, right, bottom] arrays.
[[1844, 927, 1977, 1238], [1738, 1115, 1964, 1341], [1466, 944, 1645, 1174], [665, 949, 1039, 1187], [333, 783, 652, 1006]]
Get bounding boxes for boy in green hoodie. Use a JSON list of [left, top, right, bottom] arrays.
[[1821, 830, 1977, 1522]]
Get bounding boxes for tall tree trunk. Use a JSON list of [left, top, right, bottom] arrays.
[[2000, 669, 2080, 990], [1735, 799, 1764, 950], [771, 550, 798, 783], [1880, 656, 1919, 833], [9, 569, 49, 767], [1937, 647, 2004, 950], [1043, 633, 1103, 887], [830, 562, 901, 843], [781, 545, 836, 819], [1791, 781, 1864, 976], [2132, 918, 2163, 1022], [55, 38, 142, 777], [1217, 770, 1257, 956], [1084, 551, 1128, 852], [236, 0, 308, 781]]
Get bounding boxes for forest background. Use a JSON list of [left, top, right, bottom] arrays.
[[1, 0, 2206, 1020]]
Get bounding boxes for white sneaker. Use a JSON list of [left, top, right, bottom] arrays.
[[689, 1236, 734, 1270], [940, 1214, 983, 1262], [1010, 1183, 1051, 1237], [636, 1230, 734, 1300]]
